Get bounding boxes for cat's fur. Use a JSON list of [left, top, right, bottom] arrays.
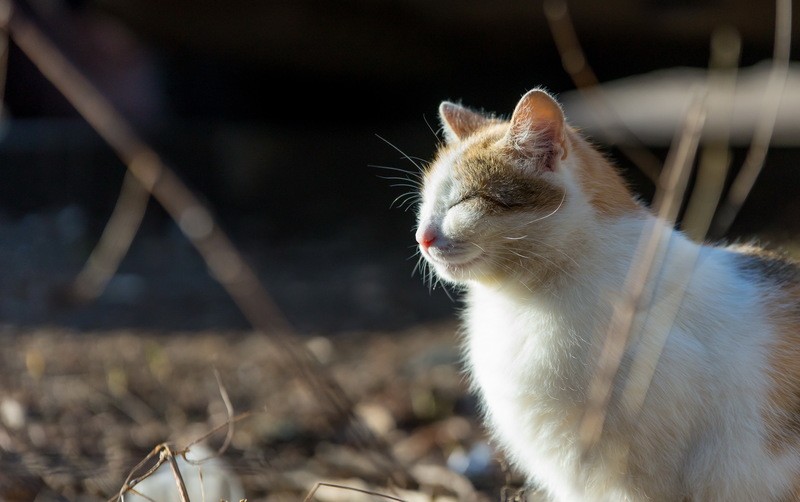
[[414, 89, 800, 501]]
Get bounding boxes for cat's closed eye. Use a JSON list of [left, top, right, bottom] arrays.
[[448, 193, 478, 210], [450, 192, 512, 211]]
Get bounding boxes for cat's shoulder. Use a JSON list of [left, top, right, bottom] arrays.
[[724, 241, 800, 288]]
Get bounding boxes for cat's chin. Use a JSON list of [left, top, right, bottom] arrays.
[[427, 255, 484, 283]]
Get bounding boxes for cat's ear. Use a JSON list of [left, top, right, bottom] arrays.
[[439, 102, 490, 143], [507, 89, 568, 170]]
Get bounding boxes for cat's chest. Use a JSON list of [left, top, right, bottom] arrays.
[[463, 287, 593, 407], [462, 286, 595, 491]]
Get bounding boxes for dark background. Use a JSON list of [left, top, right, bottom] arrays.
[[1, 0, 798, 332]]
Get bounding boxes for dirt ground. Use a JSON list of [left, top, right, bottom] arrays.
[[0, 321, 533, 501]]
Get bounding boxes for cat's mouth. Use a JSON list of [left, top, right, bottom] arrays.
[[423, 245, 483, 279]]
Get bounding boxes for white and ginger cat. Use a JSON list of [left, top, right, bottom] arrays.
[[414, 89, 800, 501]]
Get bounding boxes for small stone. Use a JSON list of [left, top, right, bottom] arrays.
[[0, 398, 25, 430]]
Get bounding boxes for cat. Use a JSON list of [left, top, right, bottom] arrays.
[[414, 88, 800, 501]]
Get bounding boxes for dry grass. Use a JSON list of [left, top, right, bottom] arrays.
[[0, 324, 506, 501]]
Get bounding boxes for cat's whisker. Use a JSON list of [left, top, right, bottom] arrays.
[[423, 113, 444, 143], [390, 192, 421, 210], [411, 254, 425, 278], [426, 262, 436, 293], [375, 134, 426, 172], [504, 238, 581, 269], [501, 246, 580, 283], [401, 198, 422, 212], [470, 242, 486, 253], [436, 277, 458, 302], [408, 156, 431, 165], [390, 183, 422, 192], [490, 256, 537, 294], [523, 188, 567, 225], [482, 224, 581, 270], [378, 175, 421, 186], [371, 164, 424, 181], [375, 177, 422, 191], [492, 190, 568, 234]]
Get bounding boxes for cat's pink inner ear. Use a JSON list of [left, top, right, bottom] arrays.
[[508, 90, 568, 168], [439, 102, 489, 142]]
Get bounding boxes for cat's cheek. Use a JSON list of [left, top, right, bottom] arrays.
[[442, 205, 484, 240]]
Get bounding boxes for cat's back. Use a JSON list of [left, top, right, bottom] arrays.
[[728, 243, 800, 341], [731, 243, 800, 296], [728, 244, 800, 460]]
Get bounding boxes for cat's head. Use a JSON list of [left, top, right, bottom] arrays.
[[415, 89, 634, 287]]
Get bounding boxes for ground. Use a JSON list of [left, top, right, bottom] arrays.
[[0, 321, 533, 501]]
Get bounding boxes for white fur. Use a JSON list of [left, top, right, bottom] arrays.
[[416, 121, 800, 500], [465, 219, 796, 501]]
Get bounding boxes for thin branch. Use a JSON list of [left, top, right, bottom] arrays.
[[682, 26, 740, 242], [71, 170, 150, 302], [164, 445, 191, 502], [182, 369, 241, 464], [213, 368, 235, 457], [578, 90, 707, 451], [185, 412, 254, 453], [0, 0, 9, 116], [543, 0, 662, 183], [303, 482, 406, 502], [112, 444, 167, 502], [710, 0, 792, 237]]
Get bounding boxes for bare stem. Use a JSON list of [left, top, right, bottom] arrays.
[[682, 27, 740, 242], [579, 91, 706, 451], [543, 0, 662, 183], [710, 0, 792, 237], [163, 446, 191, 502], [71, 171, 150, 302]]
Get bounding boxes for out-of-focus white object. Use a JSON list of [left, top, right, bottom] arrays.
[[560, 60, 800, 146], [123, 444, 245, 502]]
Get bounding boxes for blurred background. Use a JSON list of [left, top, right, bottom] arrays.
[[1, 1, 799, 500], [0, 0, 798, 331], [2, 0, 798, 332]]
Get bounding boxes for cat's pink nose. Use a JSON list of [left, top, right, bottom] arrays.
[[416, 226, 438, 251]]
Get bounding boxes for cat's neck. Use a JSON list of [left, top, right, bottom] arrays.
[[566, 128, 643, 219]]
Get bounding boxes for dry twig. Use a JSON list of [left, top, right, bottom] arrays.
[[711, 0, 792, 236], [113, 443, 190, 502], [164, 446, 191, 502], [543, 0, 662, 183], [114, 444, 170, 502], [303, 482, 406, 502], [71, 171, 150, 302], [681, 27, 741, 242], [0, 0, 9, 115], [578, 90, 707, 451]]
